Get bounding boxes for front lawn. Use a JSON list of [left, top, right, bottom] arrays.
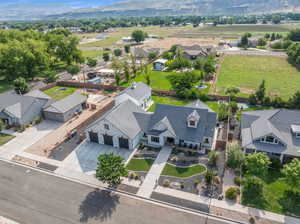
[[43, 86, 78, 100], [148, 96, 192, 112], [242, 169, 300, 217], [217, 55, 300, 99], [162, 163, 206, 178], [126, 158, 154, 172], [121, 69, 174, 91], [0, 133, 15, 146]]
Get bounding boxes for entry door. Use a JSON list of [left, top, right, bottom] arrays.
[[103, 134, 113, 146]]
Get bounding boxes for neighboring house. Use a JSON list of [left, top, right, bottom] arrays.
[[43, 92, 87, 122], [0, 90, 52, 126], [247, 37, 259, 48], [122, 36, 134, 43], [115, 82, 152, 111], [132, 47, 161, 59], [180, 45, 215, 60], [86, 99, 217, 152], [241, 109, 300, 163], [153, 59, 168, 71]]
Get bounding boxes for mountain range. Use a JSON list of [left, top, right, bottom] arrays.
[[1, 0, 300, 20]]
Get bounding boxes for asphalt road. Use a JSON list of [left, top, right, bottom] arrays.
[[0, 161, 235, 224]]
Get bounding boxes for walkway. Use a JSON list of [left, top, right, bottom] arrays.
[[137, 146, 172, 198]]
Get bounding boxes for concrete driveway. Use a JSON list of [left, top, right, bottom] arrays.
[[0, 120, 61, 160], [61, 140, 135, 174]]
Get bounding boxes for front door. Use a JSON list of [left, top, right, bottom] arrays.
[[166, 137, 175, 145], [119, 137, 129, 149]]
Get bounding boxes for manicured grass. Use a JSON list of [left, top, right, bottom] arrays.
[[121, 69, 174, 91], [0, 77, 12, 93], [242, 170, 300, 217], [148, 96, 192, 112], [162, 163, 206, 178], [126, 158, 154, 172], [0, 133, 15, 146], [217, 55, 300, 99], [204, 101, 220, 113], [43, 86, 78, 100]]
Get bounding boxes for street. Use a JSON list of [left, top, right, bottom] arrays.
[[0, 160, 235, 224]]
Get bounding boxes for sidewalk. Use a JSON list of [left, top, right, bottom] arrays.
[[137, 146, 172, 198], [0, 216, 20, 224]]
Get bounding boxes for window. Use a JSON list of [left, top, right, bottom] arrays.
[[104, 124, 109, 130], [266, 136, 275, 143], [296, 133, 300, 138], [143, 133, 147, 138], [204, 138, 210, 144], [189, 120, 196, 126], [261, 135, 278, 144], [151, 136, 160, 143]]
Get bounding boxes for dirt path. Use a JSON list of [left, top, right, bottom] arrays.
[[211, 56, 225, 95]]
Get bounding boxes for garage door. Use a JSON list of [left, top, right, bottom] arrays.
[[103, 134, 113, 146], [89, 131, 99, 143], [119, 137, 129, 149]]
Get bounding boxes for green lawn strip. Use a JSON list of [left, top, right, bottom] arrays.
[[81, 49, 107, 58], [204, 101, 220, 113], [161, 163, 206, 178], [0, 133, 15, 146], [126, 158, 154, 172], [241, 170, 300, 217], [148, 96, 192, 112], [43, 86, 78, 100], [217, 55, 300, 100]]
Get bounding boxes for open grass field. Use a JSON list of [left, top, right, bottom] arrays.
[[78, 25, 194, 48], [126, 158, 154, 172], [242, 169, 300, 217], [162, 163, 206, 178], [148, 96, 192, 112], [173, 24, 293, 39], [81, 49, 106, 58], [43, 86, 78, 100], [217, 55, 300, 99], [0, 133, 15, 146]]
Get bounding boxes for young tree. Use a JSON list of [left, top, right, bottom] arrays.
[[282, 158, 300, 190], [95, 153, 128, 186], [44, 71, 58, 84], [114, 49, 122, 57], [208, 150, 219, 166], [148, 52, 158, 61], [0, 120, 5, 132], [87, 57, 97, 67], [218, 103, 229, 121], [288, 91, 300, 109], [241, 34, 249, 47], [66, 65, 80, 76], [257, 38, 267, 46], [245, 153, 271, 176], [103, 52, 110, 62], [145, 73, 151, 86], [225, 86, 240, 101], [115, 73, 121, 86], [131, 30, 147, 43], [205, 169, 217, 186], [14, 77, 29, 94], [123, 61, 130, 83], [227, 142, 245, 169], [270, 33, 276, 41], [255, 79, 266, 103], [124, 45, 130, 54], [264, 33, 270, 39]]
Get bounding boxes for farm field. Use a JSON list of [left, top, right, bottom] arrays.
[[78, 25, 193, 48], [217, 55, 300, 99], [173, 24, 292, 39]]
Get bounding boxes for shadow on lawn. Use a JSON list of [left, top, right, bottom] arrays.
[[79, 189, 120, 223], [278, 190, 300, 217]]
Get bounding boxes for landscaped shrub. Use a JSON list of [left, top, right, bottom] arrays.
[[234, 176, 243, 186], [225, 187, 240, 200], [249, 217, 256, 224], [226, 143, 245, 169], [128, 172, 137, 179], [270, 157, 282, 169], [208, 150, 219, 166], [163, 179, 170, 187]]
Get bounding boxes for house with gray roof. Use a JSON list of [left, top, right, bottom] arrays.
[[43, 92, 87, 122], [0, 90, 52, 126], [86, 99, 217, 152], [241, 109, 300, 163], [115, 82, 152, 111], [180, 45, 215, 60]]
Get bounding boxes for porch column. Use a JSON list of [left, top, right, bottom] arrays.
[[280, 154, 284, 164]]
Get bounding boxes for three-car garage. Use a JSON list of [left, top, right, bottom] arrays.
[[88, 131, 130, 149]]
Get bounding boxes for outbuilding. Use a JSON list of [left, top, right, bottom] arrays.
[[153, 59, 168, 71]]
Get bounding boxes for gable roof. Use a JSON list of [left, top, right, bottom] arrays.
[[118, 82, 151, 102], [44, 92, 87, 114], [146, 104, 217, 143], [241, 109, 300, 157], [0, 90, 51, 124]]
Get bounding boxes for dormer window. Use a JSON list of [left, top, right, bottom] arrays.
[[187, 110, 200, 128], [104, 124, 109, 130], [260, 135, 278, 144]]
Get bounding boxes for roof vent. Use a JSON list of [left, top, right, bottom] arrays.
[[131, 82, 137, 89]]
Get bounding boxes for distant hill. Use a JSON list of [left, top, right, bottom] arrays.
[[1, 0, 300, 20]]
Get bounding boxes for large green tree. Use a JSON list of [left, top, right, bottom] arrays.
[[96, 153, 128, 186], [14, 77, 29, 94], [282, 159, 300, 190], [245, 152, 271, 176], [131, 30, 147, 43], [227, 143, 245, 169]]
